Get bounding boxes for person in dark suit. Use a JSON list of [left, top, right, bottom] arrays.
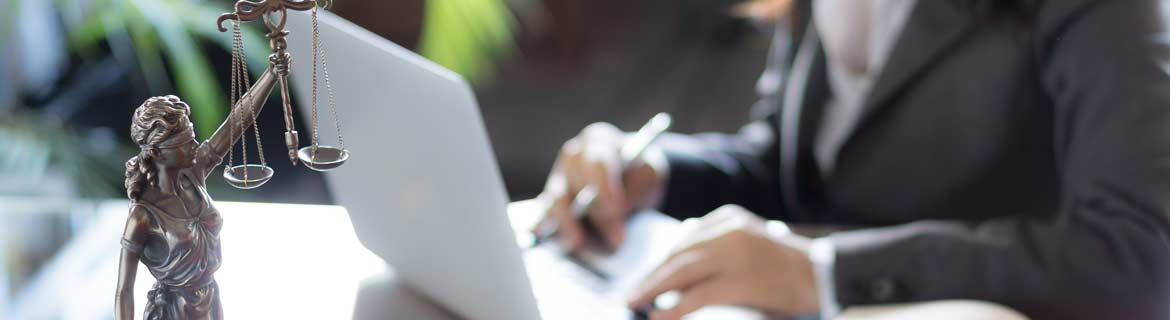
[[534, 0, 1170, 319]]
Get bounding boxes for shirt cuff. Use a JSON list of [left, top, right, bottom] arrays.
[[809, 237, 841, 319]]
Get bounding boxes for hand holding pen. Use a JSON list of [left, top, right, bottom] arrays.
[[531, 113, 672, 250]]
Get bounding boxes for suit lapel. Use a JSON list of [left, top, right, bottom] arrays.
[[854, 0, 977, 134], [779, 21, 831, 220]]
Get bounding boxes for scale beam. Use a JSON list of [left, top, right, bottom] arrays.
[[216, 0, 332, 165], [216, 0, 333, 33]]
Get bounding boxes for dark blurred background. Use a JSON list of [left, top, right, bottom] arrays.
[[0, 0, 776, 314]]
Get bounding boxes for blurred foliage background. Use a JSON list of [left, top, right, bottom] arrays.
[[0, 0, 516, 200], [419, 0, 514, 82]]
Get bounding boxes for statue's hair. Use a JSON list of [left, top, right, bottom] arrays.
[[125, 96, 193, 201]]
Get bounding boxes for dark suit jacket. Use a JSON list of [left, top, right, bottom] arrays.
[[655, 1, 1170, 318]]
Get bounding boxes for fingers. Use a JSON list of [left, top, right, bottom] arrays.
[[627, 206, 765, 315], [548, 187, 585, 250], [535, 164, 587, 250], [584, 146, 628, 249], [627, 206, 798, 319], [665, 205, 757, 259], [532, 166, 566, 226], [558, 137, 588, 193], [627, 249, 717, 308], [536, 122, 637, 250], [649, 281, 725, 320]]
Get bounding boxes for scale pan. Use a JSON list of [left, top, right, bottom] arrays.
[[298, 146, 349, 172], [223, 164, 274, 189]]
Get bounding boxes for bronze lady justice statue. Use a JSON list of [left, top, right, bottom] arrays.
[[113, 69, 277, 319], [113, 1, 339, 318]]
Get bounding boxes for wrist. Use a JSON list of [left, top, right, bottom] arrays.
[[809, 238, 840, 318], [801, 256, 823, 314], [764, 221, 821, 315]]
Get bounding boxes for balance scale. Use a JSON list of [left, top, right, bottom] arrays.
[[217, 0, 349, 189]]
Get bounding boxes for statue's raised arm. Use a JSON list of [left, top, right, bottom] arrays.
[[198, 64, 279, 176]]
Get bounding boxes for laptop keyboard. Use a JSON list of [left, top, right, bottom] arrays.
[[524, 245, 635, 319]]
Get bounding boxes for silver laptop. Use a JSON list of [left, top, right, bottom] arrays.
[[284, 11, 681, 320]]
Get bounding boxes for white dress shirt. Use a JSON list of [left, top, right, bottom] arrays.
[[808, 0, 918, 318], [813, 0, 918, 178]]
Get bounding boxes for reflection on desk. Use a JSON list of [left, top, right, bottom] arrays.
[[11, 201, 387, 319]]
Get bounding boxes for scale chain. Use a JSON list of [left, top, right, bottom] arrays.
[[322, 13, 344, 151], [226, 21, 240, 176], [310, 7, 320, 156], [235, 20, 248, 181], [226, 19, 265, 183], [310, 5, 344, 159], [244, 46, 265, 168]]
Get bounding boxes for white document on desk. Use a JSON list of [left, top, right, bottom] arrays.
[[508, 200, 681, 292], [571, 210, 683, 294], [508, 200, 767, 319]]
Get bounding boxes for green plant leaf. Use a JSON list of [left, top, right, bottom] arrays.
[[65, 4, 119, 51], [123, 3, 174, 94], [175, 0, 269, 75], [0, 114, 125, 198], [129, 0, 226, 140], [419, 0, 515, 84], [4, 0, 22, 56]]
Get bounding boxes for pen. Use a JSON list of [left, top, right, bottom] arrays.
[[531, 112, 673, 247]]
